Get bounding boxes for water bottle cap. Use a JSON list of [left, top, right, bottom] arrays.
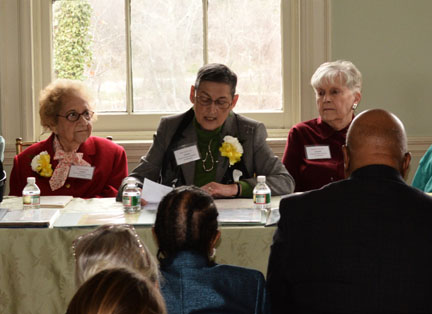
[[27, 177, 36, 184], [257, 175, 266, 183], [126, 178, 136, 185]]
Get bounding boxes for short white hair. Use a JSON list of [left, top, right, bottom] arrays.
[[311, 60, 362, 93]]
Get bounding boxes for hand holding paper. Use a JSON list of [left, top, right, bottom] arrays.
[[141, 178, 173, 209]]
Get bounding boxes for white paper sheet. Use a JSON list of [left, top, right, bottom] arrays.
[[40, 196, 73, 208], [217, 208, 263, 223], [141, 178, 173, 204]]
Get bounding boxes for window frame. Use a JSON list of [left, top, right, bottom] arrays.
[[0, 0, 330, 142]]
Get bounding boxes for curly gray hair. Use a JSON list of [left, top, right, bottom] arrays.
[[311, 60, 362, 93]]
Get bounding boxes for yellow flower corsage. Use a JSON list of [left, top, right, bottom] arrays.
[[31, 151, 53, 177], [219, 136, 243, 166]]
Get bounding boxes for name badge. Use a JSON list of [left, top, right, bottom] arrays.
[[69, 165, 95, 180], [305, 145, 331, 160], [174, 144, 200, 166]]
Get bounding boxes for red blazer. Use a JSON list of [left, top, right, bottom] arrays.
[[282, 117, 349, 192], [9, 134, 128, 198]]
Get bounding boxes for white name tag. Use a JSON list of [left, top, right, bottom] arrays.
[[68, 165, 95, 180], [305, 145, 331, 160], [174, 144, 200, 166]]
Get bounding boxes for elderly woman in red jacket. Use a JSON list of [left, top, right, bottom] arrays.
[[282, 60, 362, 192], [10, 79, 128, 197]]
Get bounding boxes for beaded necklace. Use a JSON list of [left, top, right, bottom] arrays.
[[201, 138, 217, 172]]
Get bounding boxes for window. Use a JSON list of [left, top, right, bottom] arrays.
[[53, 0, 282, 116], [0, 1, 329, 143]]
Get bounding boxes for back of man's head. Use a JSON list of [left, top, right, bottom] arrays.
[[343, 109, 411, 178]]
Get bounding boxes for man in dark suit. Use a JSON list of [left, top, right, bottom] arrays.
[[267, 109, 432, 313]]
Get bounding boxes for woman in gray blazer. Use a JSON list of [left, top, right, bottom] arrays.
[[117, 63, 294, 204], [154, 186, 270, 314]]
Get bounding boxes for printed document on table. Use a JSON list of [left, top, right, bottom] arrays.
[[40, 196, 73, 208], [217, 208, 263, 224], [141, 178, 173, 209], [0, 208, 60, 228]]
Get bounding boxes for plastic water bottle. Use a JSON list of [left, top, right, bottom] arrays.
[[122, 178, 141, 213], [22, 177, 40, 209], [253, 176, 271, 222]]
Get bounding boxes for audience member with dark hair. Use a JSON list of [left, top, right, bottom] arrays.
[[117, 63, 294, 204], [268, 109, 432, 313], [66, 267, 166, 314], [154, 186, 270, 313], [72, 224, 159, 287]]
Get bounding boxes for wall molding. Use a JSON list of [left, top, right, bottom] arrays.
[[407, 137, 432, 157]]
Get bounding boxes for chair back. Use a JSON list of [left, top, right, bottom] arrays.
[[15, 136, 114, 155], [0, 136, 5, 202], [0, 136, 5, 162], [15, 137, 37, 155]]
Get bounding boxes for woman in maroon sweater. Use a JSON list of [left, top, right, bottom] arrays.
[[10, 79, 127, 197], [282, 60, 362, 192]]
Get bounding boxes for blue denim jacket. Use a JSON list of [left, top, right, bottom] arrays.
[[160, 250, 270, 314]]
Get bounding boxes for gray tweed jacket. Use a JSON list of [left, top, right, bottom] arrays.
[[117, 110, 294, 200]]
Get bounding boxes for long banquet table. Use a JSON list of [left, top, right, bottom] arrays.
[[0, 197, 278, 314]]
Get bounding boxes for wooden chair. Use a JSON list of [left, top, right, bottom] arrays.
[[15, 136, 114, 155], [15, 138, 37, 155]]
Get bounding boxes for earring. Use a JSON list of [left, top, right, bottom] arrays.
[[352, 103, 358, 110], [210, 248, 216, 259]]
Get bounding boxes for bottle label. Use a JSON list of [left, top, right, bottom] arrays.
[[23, 195, 40, 206], [123, 195, 140, 207], [254, 193, 271, 204]]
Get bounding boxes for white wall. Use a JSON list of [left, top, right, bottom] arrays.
[[331, 0, 432, 182]]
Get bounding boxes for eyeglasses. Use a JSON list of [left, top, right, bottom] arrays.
[[57, 110, 94, 122], [196, 95, 231, 109]]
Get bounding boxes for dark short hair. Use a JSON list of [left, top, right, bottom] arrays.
[[194, 63, 237, 96], [154, 186, 218, 262]]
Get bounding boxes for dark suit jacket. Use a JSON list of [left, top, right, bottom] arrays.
[[10, 133, 128, 197], [267, 165, 432, 314], [160, 250, 270, 314]]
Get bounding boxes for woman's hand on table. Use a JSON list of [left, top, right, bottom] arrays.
[[201, 182, 238, 198]]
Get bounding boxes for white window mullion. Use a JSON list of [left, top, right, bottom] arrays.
[[299, 0, 331, 122], [125, 0, 133, 114], [282, 0, 301, 127], [202, 0, 209, 64]]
